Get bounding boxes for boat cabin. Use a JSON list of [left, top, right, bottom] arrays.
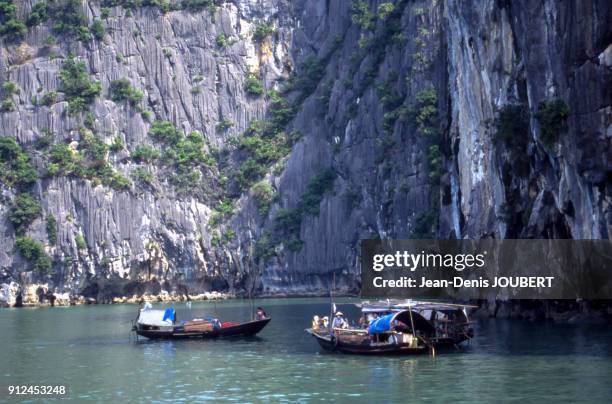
[[306, 299, 474, 354], [358, 300, 474, 345]]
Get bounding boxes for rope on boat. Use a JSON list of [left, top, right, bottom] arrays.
[[129, 319, 139, 342], [417, 334, 435, 356]]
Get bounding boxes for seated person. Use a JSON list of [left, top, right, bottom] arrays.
[[331, 312, 348, 329], [255, 307, 268, 320], [392, 319, 409, 332], [312, 315, 320, 330]]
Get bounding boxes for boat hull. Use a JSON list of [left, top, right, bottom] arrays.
[[305, 329, 428, 355], [135, 318, 271, 340]]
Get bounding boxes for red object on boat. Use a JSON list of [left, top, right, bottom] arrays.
[[222, 322, 240, 328]]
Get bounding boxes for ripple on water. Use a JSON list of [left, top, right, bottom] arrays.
[[1, 299, 611, 402]]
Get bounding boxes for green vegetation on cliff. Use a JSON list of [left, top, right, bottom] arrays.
[[414, 88, 442, 184], [46, 215, 58, 245], [109, 79, 144, 107], [216, 118, 234, 132], [41, 91, 58, 107], [26, 2, 48, 27], [50, 0, 91, 41], [15, 236, 52, 273], [252, 20, 275, 41], [59, 56, 102, 113], [536, 99, 570, 146], [1, 80, 18, 112], [255, 168, 336, 260], [351, 0, 375, 30], [90, 19, 105, 40], [103, 0, 220, 14], [0, 0, 26, 41], [147, 120, 215, 192], [231, 92, 297, 192], [131, 145, 160, 163], [495, 104, 529, 144], [45, 130, 130, 191], [131, 167, 154, 186], [245, 73, 264, 96], [0, 138, 45, 239], [252, 181, 276, 215], [215, 33, 227, 48], [0, 137, 38, 190], [9, 193, 42, 234]]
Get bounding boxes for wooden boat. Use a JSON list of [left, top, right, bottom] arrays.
[[306, 326, 429, 355], [306, 300, 474, 355], [133, 307, 270, 340]]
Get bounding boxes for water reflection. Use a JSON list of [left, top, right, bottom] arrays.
[[0, 298, 611, 402]]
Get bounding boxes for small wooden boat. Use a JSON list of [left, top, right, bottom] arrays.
[[306, 300, 474, 355], [306, 326, 429, 355], [133, 307, 270, 340]]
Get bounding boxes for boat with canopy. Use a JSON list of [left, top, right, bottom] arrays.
[[305, 299, 475, 354], [132, 305, 270, 340]]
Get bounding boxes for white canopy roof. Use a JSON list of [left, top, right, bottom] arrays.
[[137, 309, 174, 327]]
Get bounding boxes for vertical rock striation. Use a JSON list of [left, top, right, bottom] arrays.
[[0, 0, 609, 302]]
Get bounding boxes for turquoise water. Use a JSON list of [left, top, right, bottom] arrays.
[[1, 298, 611, 403]]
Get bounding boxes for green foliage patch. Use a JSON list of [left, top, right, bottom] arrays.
[[252, 20, 275, 41], [230, 92, 297, 192], [90, 19, 105, 40], [131, 145, 160, 163], [257, 168, 336, 258], [291, 56, 325, 103], [59, 56, 102, 113], [26, 2, 48, 27], [41, 91, 58, 107], [351, 0, 374, 30], [131, 166, 154, 185], [147, 121, 215, 192], [0, 137, 37, 190], [0, 0, 26, 41], [46, 214, 58, 245], [46, 129, 130, 191], [15, 236, 52, 273], [109, 78, 144, 107], [215, 33, 227, 47], [251, 181, 276, 215], [50, 0, 91, 41], [245, 73, 264, 96], [535, 99, 569, 146], [401, 88, 443, 186], [75, 233, 87, 249], [216, 118, 234, 132], [9, 193, 41, 234]]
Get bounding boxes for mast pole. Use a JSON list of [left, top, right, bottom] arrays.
[[407, 301, 416, 336], [328, 272, 335, 331]]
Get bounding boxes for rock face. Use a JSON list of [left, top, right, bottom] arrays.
[[0, 0, 610, 301]]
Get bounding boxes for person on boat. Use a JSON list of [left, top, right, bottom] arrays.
[[358, 314, 369, 328], [392, 319, 409, 332], [312, 315, 321, 330], [332, 312, 348, 329], [369, 312, 379, 324], [321, 316, 329, 328], [206, 317, 222, 330], [256, 307, 268, 320]]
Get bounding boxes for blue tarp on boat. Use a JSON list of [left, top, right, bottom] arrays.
[[162, 308, 175, 323], [368, 313, 395, 334]]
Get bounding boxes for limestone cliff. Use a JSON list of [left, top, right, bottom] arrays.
[[0, 0, 610, 302]]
